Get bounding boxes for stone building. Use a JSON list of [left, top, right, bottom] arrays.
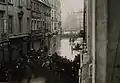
[[48, 0, 61, 55], [0, 0, 31, 39], [86, 0, 120, 83], [0, 0, 31, 67], [0, 0, 51, 73], [31, 0, 51, 53], [48, 0, 61, 33]]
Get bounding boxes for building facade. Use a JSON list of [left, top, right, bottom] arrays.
[[48, 0, 61, 55], [31, 0, 51, 53], [0, 0, 31, 40], [0, 0, 51, 59], [0, 0, 31, 67], [0, 0, 51, 81]]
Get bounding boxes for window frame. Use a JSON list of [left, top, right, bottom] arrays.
[[18, 17, 22, 33], [18, 0, 23, 8], [26, 0, 31, 9], [27, 17, 30, 32], [0, 11, 4, 33], [8, 15, 13, 34]]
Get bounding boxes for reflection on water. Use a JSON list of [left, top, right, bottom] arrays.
[[59, 38, 80, 61]]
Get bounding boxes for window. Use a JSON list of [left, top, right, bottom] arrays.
[[31, 19, 34, 31], [0, 11, 4, 33], [35, 20, 37, 30], [36, 3, 39, 12], [18, 0, 22, 7], [31, 2, 34, 10], [34, 3, 36, 11], [26, 0, 31, 9], [27, 18, 30, 32], [18, 17, 22, 33], [39, 4, 41, 12], [40, 21, 42, 30], [8, 0, 13, 4], [54, 27, 56, 30], [8, 16, 13, 34], [37, 20, 39, 30]]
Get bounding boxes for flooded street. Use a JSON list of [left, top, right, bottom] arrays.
[[60, 38, 73, 60], [59, 38, 80, 61]]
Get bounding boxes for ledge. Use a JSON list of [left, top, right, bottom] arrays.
[[8, 33, 29, 39]]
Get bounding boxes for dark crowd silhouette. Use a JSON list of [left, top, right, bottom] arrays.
[[0, 44, 80, 83]]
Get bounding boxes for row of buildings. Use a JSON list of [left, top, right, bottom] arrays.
[[0, 0, 61, 70]]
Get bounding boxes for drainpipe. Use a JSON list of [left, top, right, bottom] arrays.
[[92, 0, 96, 83]]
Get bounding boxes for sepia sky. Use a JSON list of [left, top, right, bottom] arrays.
[[61, 0, 84, 22]]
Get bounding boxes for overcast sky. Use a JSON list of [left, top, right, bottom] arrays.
[[61, 0, 84, 22]]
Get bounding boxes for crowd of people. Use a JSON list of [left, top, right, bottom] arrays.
[[0, 43, 81, 82]]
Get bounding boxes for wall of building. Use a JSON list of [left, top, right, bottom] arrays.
[[107, 0, 120, 83], [9, 0, 31, 36], [87, 0, 108, 83], [88, 0, 120, 83], [0, 0, 31, 39], [48, 0, 61, 55], [95, 0, 108, 83]]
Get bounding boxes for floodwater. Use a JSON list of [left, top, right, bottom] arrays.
[[59, 38, 80, 61]]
